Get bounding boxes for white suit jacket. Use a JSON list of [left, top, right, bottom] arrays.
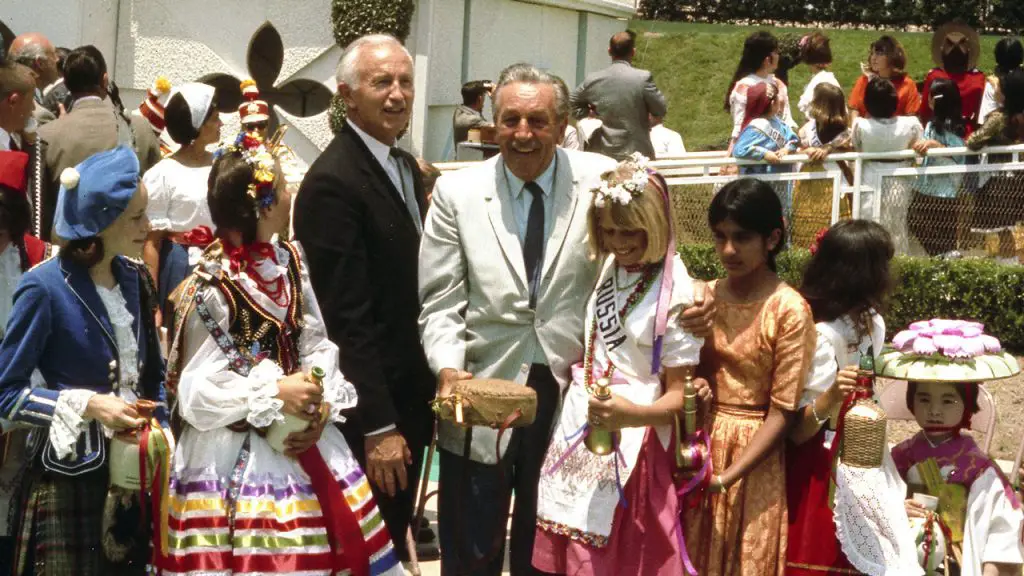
[[418, 148, 616, 463]]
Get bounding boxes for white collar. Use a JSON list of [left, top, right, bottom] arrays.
[[504, 152, 557, 200], [73, 95, 103, 106], [0, 127, 10, 151], [348, 118, 395, 167], [42, 77, 64, 97]]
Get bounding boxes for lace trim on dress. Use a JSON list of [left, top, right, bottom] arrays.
[[245, 359, 286, 428], [536, 517, 609, 548], [322, 371, 357, 423], [49, 389, 98, 459], [833, 456, 924, 576], [95, 284, 140, 396]]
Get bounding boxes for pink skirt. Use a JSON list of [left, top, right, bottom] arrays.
[[532, 428, 684, 576]]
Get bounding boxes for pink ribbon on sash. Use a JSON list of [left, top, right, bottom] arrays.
[[674, 430, 713, 576]]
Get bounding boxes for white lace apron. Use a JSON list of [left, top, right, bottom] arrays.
[[536, 258, 670, 546]]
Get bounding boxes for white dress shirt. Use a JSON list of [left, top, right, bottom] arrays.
[[347, 119, 422, 234], [650, 124, 686, 158], [0, 127, 11, 152]]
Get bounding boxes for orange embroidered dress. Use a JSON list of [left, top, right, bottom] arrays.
[[683, 281, 815, 576]]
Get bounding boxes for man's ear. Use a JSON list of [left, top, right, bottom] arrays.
[[338, 83, 355, 110]]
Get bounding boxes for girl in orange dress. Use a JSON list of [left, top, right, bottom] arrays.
[[683, 178, 816, 576]]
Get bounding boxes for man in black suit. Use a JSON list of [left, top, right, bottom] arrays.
[[293, 33, 435, 563]]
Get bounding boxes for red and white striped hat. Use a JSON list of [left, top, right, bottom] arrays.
[[238, 78, 270, 125], [138, 76, 173, 134]]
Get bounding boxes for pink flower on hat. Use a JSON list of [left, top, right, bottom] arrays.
[[892, 319, 1002, 359]]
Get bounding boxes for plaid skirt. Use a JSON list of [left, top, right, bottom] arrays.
[[13, 464, 150, 576]]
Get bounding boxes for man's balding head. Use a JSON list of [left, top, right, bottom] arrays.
[[8, 33, 59, 89], [0, 63, 37, 133], [609, 30, 637, 62]]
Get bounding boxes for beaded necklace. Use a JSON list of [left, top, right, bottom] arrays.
[[582, 263, 660, 394]]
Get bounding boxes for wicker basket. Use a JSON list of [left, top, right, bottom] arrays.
[[432, 379, 537, 429], [840, 399, 888, 468]]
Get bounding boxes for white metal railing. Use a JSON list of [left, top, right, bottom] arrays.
[[430, 143, 1024, 260]]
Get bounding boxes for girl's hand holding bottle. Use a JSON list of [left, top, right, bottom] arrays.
[[276, 372, 323, 421], [588, 392, 638, 431]]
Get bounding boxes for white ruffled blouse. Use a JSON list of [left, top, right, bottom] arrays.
[[142, 158, 214, 233]]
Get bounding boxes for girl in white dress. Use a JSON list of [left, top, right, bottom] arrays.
[[163, 133, 401, 576], [533, 154, 706, 576]]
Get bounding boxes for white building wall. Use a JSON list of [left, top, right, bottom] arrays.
[[5, 0, 634, 164]]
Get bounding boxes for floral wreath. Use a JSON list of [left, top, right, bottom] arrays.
[[215, 128, 287, 215], [592, 152, 654, 208]]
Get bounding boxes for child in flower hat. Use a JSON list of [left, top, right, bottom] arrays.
[[880, 319, 1023, 576]]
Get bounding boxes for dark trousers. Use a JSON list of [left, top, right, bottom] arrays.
[[340, 412, 431, 563], [437, 364, 560, 576]]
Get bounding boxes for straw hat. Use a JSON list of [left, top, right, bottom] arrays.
[[931, 22, 980, 70]]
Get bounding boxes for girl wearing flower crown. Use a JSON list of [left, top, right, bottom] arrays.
[[882, 322, 1024, 576], [163, 133, 402, 575], [682, 178, 816, 576], [532, 154, 706, 576]]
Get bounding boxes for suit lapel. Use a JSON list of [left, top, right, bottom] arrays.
[[487, 163, 528, 286], [59, 257, 117, 352], [541, 149, 581, 280], [343, 125, 417, 232]]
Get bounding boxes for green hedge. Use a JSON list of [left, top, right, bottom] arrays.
[[678, 244, 1024, 352], [639, 0, 1009, 32]]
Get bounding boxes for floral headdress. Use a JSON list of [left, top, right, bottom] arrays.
[[592, 152, 653, 208], [877, 318, 1020, 383], [215, 127, 287, 216]]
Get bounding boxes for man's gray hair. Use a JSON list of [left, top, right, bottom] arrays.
[[335, 34, 413, 87], [8, 41, 47, 68], [492, 63, 570, 122]]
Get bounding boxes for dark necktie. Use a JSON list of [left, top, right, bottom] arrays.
[[523, 182, 545, 308]]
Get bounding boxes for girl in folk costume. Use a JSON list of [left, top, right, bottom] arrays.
[[0, 149, 58, 572], [786, 220, 920, 576], [682, 178, 817, 576], [725, 31, 796, 154], [732, 81, 800, 176], [880, 322, 1024, 576], [163, 131, 401, 576], [142, 83, 223, 319], [0, 146, 169, 575], [532, 154, 705, 575]]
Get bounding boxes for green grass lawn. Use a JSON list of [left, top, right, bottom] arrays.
[[630, 20, 1006, 151]]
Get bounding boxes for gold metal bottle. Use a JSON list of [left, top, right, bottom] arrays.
[[585, 378, 620, 456]]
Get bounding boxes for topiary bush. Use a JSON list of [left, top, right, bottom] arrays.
[[678, 244, 1024, 351], [329, 0, 416, 132]]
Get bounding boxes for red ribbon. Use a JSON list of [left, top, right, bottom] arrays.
[[222, 240, 278, 274], [178, 225, 215, 248], [139, 423, 170, 573], [298, 447, 370, 576]]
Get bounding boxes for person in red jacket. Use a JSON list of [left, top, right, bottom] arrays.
[[919, 22, 987, 136]]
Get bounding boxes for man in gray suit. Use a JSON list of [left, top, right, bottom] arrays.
[[37, 46, 161, 241], [571, 30, 667, 160]]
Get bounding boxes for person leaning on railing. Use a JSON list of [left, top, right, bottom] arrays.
[[909, 78, 968, 257], [965, 68, 1024, 256]]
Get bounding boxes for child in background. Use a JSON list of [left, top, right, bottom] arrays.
[[910, 78, 968, 256], [725, 31, 796, 154], [797, 32, 841, 121], [733, 81, 800, 175], [852, 76, 923, 254], [792, 83, 853, 248]]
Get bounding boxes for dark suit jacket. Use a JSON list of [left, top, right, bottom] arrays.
[[37, 97, 161, 241], [294, 122, 434, 435]]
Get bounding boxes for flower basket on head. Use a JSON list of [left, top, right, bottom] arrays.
[[877, 319, 1020, 384]]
